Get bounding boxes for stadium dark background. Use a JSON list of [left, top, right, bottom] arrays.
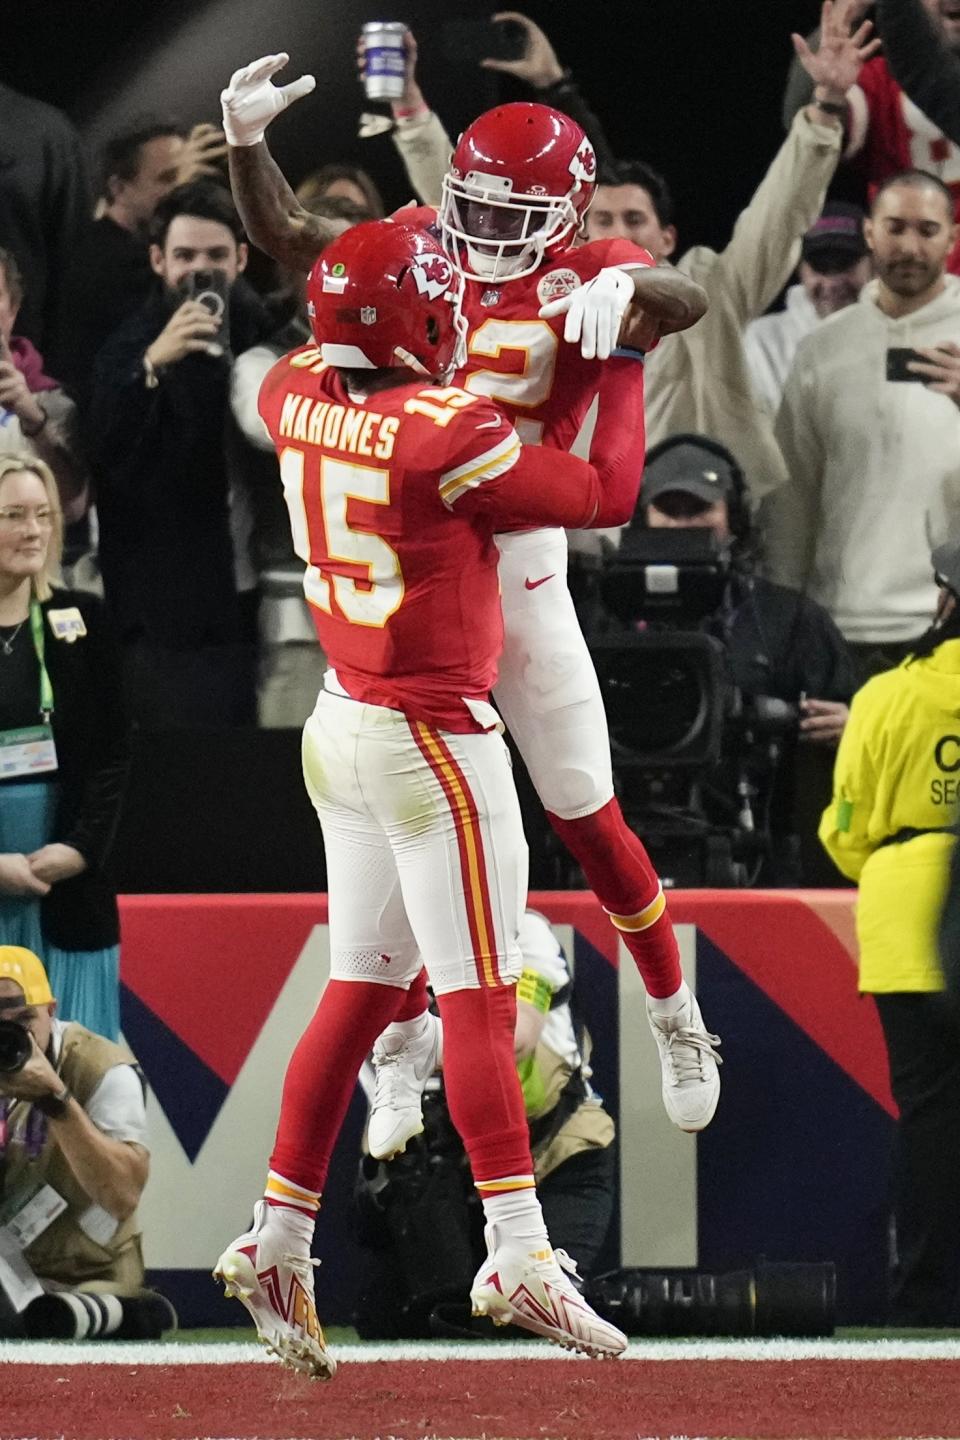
[[0, 0, 834, 891], [2, 0, 825, 246]]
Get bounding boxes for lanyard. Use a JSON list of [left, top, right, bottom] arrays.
[[29, 601, 54, 721]]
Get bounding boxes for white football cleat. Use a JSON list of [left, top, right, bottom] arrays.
[[470, 1224, 628, 1358], [213, 1201, 335, 1380], [367, 1012, 443, 1160], [647, 991, 722, 1132]]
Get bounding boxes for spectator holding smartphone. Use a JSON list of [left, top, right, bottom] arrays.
[[88, 180, 272, 728], [63, 118, 228, 401], [768, 170, 960, 683]]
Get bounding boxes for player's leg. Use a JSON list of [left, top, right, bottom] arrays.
[[215, 693, 423, 1375], [378, 716, 625, 1355], [494, 528, 721, 1131]]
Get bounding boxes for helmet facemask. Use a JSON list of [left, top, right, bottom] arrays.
[[440, 170, 580, 282]]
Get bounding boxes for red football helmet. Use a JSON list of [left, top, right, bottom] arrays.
[[306, 221, 466, 381], [439, 103, 596, 283]]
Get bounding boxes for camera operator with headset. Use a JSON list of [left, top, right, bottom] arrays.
[[0, 945, 174, 1339], [595, 434, 858, 883]]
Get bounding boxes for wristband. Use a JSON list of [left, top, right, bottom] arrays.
[[393, 101, 429, 122], [35, 1084, 72, 1119], [143, 354, 160, 390], [812, 95, 847, 118], [611, 346, 647, 361]]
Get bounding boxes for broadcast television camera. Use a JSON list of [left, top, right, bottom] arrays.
[[590, 528, 799, 886]]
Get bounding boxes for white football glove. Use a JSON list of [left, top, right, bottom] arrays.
[[220, 53, 316, 148], [539, 266, 636, 361]]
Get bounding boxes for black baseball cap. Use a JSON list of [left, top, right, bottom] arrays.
[[801, 202, 868, 274], [933, 539, 960, 598], [642, 438, 738, 508]]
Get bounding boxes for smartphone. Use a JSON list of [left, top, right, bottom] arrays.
[[885, 346, 928, 383], [441, 18, 527, 65], [182, 268, 231, 357]]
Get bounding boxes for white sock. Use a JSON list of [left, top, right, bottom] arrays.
[[382, 1010, 432, 1043], [479, 1181, 550, 1248], [262, 1173, 319, 1250], [647, 980, 691, 1018], [262, 1200, 315, 1249]]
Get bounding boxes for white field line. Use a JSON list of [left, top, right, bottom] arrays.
[[3, 1338, 960, 1365]]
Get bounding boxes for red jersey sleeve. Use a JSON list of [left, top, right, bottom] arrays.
[[584, 236, 655, 272]]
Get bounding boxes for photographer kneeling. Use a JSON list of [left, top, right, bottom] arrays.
[[0, 945, 173, 1339], [595, 435, 858, 882]]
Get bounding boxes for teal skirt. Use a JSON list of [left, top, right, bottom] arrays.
[[0, 781, 119, 1041]]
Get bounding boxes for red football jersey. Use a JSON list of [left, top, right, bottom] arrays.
[[393, 212, 653, 448], [850, 58, 960, 273], [456, 236, 653, 448], [258, 349, 529, 731]]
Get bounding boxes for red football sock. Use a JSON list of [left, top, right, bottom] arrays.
[[392, 966, 429, 1023], [547, 798, 683, 999], [270, 978, 404, 1194], [436, 985, 532, 1182]]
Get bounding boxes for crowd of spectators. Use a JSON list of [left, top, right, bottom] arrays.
[[0, 5, 955, 862], [0, 0, 958, 1333], [0, 5, 954, 759]]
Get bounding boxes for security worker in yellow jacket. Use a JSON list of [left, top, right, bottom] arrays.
[[820, 539, 960, 1326]]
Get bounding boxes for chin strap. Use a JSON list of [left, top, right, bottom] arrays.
[[393, 346, 431, 378]]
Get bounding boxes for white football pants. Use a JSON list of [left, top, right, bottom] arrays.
[[302, 688, 527, 995], [494, 528, 614, 820]]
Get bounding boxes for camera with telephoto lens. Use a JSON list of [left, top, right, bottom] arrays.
[[585, 1260, 837, 1337], [0, 1018, 33, 1075]]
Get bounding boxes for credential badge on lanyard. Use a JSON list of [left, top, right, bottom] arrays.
[[0, 601, 57, 780]]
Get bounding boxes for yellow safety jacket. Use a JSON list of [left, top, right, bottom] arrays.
[[819, 638, 960, 993]]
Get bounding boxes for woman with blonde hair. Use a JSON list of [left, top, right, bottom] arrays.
[[0, 454, 128, 1038], [820, 538, 960, 1325]]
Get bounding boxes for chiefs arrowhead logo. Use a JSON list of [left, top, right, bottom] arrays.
[[537, 268, 581, 305], [569, 139, 597, 184], [409, 253, 454, 301]]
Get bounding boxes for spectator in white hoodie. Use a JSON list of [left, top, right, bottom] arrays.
[[767, 169, 960, 683], [745, 203, 872, 421]]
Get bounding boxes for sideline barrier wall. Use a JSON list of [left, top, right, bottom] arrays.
[[117, 890, 895, 1326]]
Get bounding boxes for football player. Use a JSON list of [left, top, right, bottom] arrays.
[[220, 61, 721, 1147], [214, 220, 648, 1373]]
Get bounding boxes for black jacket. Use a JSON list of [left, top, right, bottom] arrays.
[[88, 280, 271, 650], [724, 575, 857, 705], [0, 590, 129, 949], [60, 216, 156, 406]]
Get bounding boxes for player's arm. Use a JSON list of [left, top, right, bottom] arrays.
[[443, 406, 647, 532], [540, 254, 707, 361], [221, 54, 348, 273]]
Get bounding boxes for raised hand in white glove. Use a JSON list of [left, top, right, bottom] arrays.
[[539, 266, 636, 361], [220, 53, 316, 148]]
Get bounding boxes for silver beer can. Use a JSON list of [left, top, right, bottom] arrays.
[[362, 22, 407, 101]]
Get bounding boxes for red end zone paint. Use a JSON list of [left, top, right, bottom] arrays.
[[4, 1358, 960, 1440]]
